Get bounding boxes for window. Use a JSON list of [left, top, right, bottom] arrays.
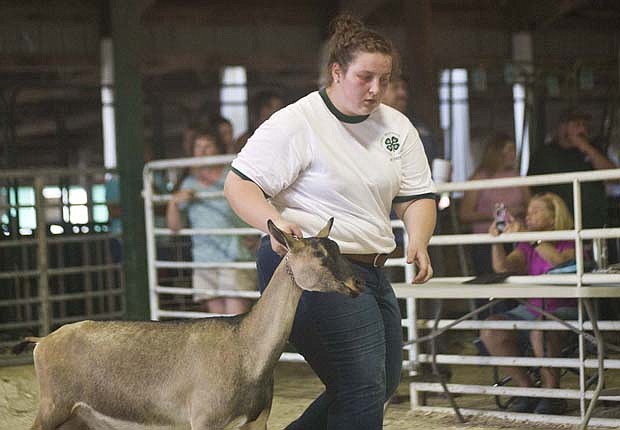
[[0, 184, 111, 236], [220, 66, 248, 138], [439, 69, 472, 185], [513, 83, 530, 175], [65, 186, 88, 225], [92, 184, 109, 224]]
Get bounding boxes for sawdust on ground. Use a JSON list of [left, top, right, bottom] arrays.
[[2, 359, 614, 430]]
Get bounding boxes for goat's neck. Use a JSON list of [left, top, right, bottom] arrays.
[[240, 258, 302, 379]]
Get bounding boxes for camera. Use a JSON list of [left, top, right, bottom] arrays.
[[494, 203, 507, 232]]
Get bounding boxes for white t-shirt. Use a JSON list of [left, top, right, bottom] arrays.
[[231, 89, 435, 254]]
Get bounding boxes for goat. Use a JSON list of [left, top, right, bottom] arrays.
[[14, 218, 362, 430]]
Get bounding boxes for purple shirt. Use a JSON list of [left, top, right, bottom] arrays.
[[516, 240, 576, 314]]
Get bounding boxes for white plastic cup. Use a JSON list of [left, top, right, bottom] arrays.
[[432, 158, 451, 184]]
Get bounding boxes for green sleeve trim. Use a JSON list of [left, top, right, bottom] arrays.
[[231, 167, 271, 199], [393, 193, 437, 204]]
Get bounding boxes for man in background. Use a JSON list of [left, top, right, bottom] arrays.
[[383, 74, 437, 163], [384, 74, 451, 384], [232, 90, 284, 154], [528, 108, 615, 229]]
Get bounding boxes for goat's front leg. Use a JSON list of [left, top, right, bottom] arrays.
[[190, 413, 230, 430], [239, 407, 270, 430], [57, 416, 89, 430], [31, 402, 73, 430]]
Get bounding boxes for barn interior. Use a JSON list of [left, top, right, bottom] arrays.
[[1, 1, 620, 426]]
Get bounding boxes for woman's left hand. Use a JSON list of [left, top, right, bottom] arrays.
[[503, 217, 525, 234], [407, 240, 433, 284]]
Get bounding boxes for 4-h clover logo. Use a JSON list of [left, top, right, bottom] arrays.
[[381, 132, 401, 155]]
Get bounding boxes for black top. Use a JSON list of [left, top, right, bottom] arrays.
[[528, 142, 608, 229]]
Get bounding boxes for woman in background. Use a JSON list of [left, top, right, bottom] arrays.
[[459, 133, 530, 275], [481, 192, 576, 415], [166, 128, 255, 315]]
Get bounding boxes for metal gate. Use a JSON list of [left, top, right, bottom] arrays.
[[0, 168, 124, 365]]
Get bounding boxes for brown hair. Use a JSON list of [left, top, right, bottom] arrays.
[[531, 192, 574, 231], [325, 14, 395, 86], [477, 132, 515, 175], [174, 127, 226, 191], [193, 127, 226, 156]]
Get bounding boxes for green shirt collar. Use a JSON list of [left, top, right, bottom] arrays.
[[319, 88, 369, 124]]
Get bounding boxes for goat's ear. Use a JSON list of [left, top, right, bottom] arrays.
[[316, 217, 334, 238], [267, 219, 296, 250]]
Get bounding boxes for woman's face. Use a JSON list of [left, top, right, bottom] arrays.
[[193, 136, 219, 157], [217, 123, 234, 151], [332, 51, 392, 116], [525, 199, 555, 231], [501, 142, 517, 168]]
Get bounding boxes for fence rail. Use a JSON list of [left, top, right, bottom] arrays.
[[143, 156, 620, 426], [407, 167, 620, 426]]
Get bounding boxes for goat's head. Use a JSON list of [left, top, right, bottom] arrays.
[[268, 218, 362, 297]]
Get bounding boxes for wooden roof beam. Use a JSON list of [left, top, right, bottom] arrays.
[[339, 0, 389, 20], [531, 0, 591, 29]]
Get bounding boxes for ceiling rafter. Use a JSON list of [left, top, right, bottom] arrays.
[[338, 0, 389, 19]]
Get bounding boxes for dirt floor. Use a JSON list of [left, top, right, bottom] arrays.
[[2, 357, 618, 430]]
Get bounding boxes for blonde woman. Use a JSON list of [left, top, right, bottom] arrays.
[[480, 192, 576, 415]]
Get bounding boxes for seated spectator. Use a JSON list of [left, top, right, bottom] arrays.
[[233, 90, 284, 153], [460, 133, 530, 275], [208, 114, 235, 154], [529, 108, 614, 229], [480, 192, 576, 415], [166, 128, 255, 315]]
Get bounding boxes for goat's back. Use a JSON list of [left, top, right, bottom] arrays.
[[33, 317, 251, 424]]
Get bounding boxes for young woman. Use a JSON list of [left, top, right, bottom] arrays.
[[166, 128, 255, 315], [481, 192, 576, 415], [459, 133, 530, 275], [224, 15, 436, 429]]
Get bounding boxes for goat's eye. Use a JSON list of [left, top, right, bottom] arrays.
[[313, 250, 324, 258]]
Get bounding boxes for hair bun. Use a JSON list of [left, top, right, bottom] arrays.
[[330, 14, 364, 37], [323, 13, 394, 86]]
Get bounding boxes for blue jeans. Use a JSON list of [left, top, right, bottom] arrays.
[[256, 236, 402, 430], [502, 304, 579, 354]]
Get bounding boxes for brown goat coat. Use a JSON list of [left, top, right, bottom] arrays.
[[24, 219, 361, 430]]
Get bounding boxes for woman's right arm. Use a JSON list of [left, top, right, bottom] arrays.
[[166, 189, 193, 231], [491, 243, 526, 273], [224, 172, 302, 255], [489, 221, 527, 273]]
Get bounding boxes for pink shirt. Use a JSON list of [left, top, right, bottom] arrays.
[[471, 169, 527, 234], [516, 240, 577, 314]]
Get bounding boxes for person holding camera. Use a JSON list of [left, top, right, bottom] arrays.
[[480, 192, 576, 415], [459, 133, 530, 275]]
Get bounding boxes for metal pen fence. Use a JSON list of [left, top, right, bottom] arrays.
[[397, 168, 620, 427], [145, 155, 620, 426], [143, 154, 413, 364], [0, 168, 124, 365]]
